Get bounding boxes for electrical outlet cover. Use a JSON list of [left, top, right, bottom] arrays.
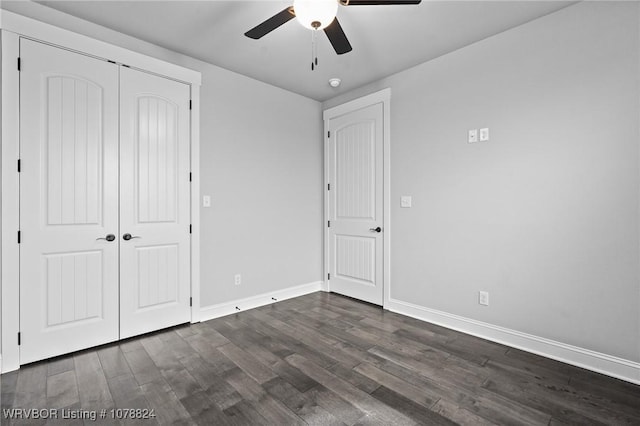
[[480, 128, 489, 141], [468, 129, 478, 143], [479, 291, 489, 306]]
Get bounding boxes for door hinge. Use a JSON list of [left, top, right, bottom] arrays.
[[18, 332, 21, 345], [327, 131, 330, 138], [107, 60, 116, 64], [328, 221, 330, 228], [17, 57, 21, 71], [17, 159, 21, 172], [189, 100, 192, 110], [189, 172, 192, 182], [327, 183, 330, 191], [190, 297, 193, 307], [17, 230, 21, 244], [189, 224, 192, 234], [328, 273, 330, 280]]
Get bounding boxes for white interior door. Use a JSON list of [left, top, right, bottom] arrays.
[[19, 39, 120, 364], [328, 103, 384, 305], [119, 67, 191, 339]]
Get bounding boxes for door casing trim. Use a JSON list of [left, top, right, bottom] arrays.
[[1, 30, 21, 373], [322, 88, 391, 308], [0, 11, 202, 372]]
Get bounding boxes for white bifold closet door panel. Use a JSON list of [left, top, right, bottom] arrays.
[[119, 67, 191, 339], [19, 39, 120, 364]]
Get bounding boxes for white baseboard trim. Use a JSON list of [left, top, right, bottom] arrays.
[[199, 281, 323, 323], [386, 298, 640, 385]]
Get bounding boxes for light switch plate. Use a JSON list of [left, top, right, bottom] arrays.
[[480, 128, 489, 141], [468, 129, 478, 143], [203, 195, 211, 208], [401, 196, 412, 208]]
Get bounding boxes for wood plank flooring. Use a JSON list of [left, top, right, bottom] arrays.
[[2, 291, 640, 425]]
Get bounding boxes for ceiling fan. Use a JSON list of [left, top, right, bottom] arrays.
[[245, 0, 422, 60]]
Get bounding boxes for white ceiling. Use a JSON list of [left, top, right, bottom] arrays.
[[4, 1, 574, 101]]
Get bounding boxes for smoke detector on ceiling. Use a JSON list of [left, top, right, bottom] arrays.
[[329, 78, 341, 88]]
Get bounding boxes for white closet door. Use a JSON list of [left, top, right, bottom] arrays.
[[119, 67, 191, 339], [328, 103, 384, 305], [19, 40, 120, 364]]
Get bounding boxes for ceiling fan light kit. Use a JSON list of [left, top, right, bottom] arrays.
[[244, 0, 421, 70], [293, 0, 339, 30]]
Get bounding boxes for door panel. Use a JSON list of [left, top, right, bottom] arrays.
[[45, 75, 103, 225], [329, 103, 384, 305], [119, 67, 191, 339], [335, 121, 376, 220], [20, 39, 120, 364], [136, 244, 179, 308], [44, 251, 104, 326], [335, 235, 376, 285], [136, 96, 178, 223]]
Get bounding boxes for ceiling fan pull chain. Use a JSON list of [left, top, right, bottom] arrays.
[[311, 29, 318, 71], [315, 37, 319, 67], [311, 30, 314, 70]]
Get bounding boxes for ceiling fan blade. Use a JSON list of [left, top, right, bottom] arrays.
[[245, 7, 295, 39], [324, 18, 352, 55], [343, 0, 421, 5]]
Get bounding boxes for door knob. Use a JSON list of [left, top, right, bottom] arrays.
[[96, 234, 116, 242], [122, 233, 141, 241], [369, 227, 382, 233]]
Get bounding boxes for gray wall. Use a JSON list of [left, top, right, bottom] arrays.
[[0, 3, 324, 309], [324, 1, 640, 362], [199, 66, 323, 304]]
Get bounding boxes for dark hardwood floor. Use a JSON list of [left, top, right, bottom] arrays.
[[2, 291, 640, 425]]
